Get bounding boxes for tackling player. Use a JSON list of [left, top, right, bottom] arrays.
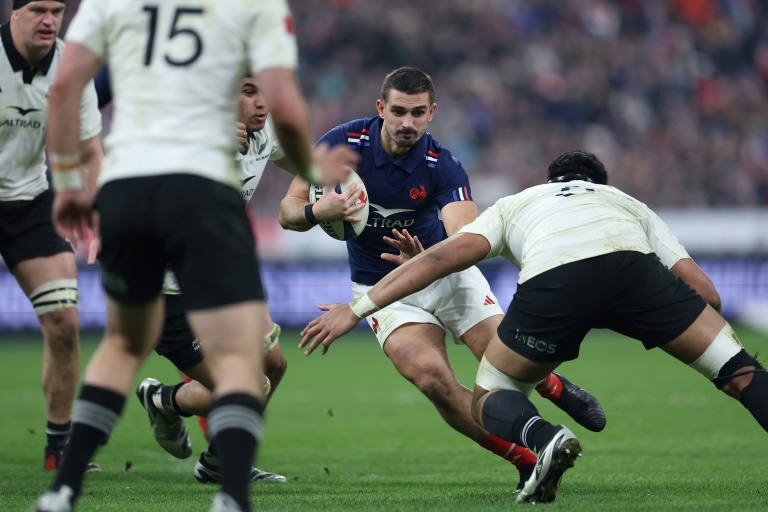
[[279, 67, 606, 489], [0, 0, 102, 473], [300, 150, 763, 505]]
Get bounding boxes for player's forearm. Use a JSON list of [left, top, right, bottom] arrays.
[[278, 196, 314, 231], [48, 84, 83, 173], [671, 258, 722, 313], [79, 136, 103, 197], [258, 69, 318, 182], [368, 238, 478, 311]]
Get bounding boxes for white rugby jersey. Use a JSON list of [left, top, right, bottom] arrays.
[[0, 24, 101, 201], [237, 116, 285, 203], [65, 0, 297, 188], [163, 116, 284, 295], [460, 181, 690, 283]]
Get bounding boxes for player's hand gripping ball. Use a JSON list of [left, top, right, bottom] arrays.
[[309, 171, 369, 240]]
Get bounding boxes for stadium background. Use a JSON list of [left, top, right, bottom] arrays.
[[1, 0, 767, 331]]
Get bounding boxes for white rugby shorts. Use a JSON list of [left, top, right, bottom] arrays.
[[352, 266, 503, 348]]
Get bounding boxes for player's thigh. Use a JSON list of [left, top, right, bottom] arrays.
[[659, 305, 727, 364], [427, 266, 504, 351], [104, 295, 165, 357], [162, 175, 263, 311], [12, 252, 77, 293], [155, 294, 205, 373], [383, 322, 453, 383], [352, 282, 447, 349], [601, 251, 708, 351], [187, 301, 268, 358]]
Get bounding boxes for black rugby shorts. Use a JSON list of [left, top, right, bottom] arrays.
[[498, 251, 708, 362], [0, 188, 73, 269], [94, 174, 264, 308]]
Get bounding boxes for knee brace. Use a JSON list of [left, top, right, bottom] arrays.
[[263, 323, 281, 355], [29, 279, 79, 316], [712, 349, 767, 390], [475, 355, 541, 397]]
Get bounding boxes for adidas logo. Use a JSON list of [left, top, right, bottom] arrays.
[[483, 296, 495, 306]]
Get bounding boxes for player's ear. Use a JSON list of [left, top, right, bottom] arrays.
[[376, 99, 385, 118]]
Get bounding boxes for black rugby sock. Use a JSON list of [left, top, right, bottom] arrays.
[[52, 386, 124, 499], [208, 393, 264, 511], [481, 390, 560, 453]]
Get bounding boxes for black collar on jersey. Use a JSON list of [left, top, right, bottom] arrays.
[[1, 22, 56, 84], [370, 116, 429, 174]]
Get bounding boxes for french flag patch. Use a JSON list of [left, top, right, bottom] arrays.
[[425, 149, 440, 168], [348, 128, 370, 148], [452, 186, 472, 201]]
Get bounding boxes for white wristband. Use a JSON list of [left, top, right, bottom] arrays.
[[51, 169, 83, 191], [349, 293, 380, 319]]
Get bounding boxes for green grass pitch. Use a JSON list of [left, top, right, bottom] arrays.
[[1, 326, 767, 511]]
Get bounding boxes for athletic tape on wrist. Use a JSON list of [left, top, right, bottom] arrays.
[[349, 293, 379, 318], [51, 169, 83, 191]]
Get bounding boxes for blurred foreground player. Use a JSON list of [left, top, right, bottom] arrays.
[[33, 1, 356, 512], [135, 77, 323, 484]]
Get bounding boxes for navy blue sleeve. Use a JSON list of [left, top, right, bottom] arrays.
[[433, 151, 473, 208], [316, 123, 351, 147], [94, 65, 112, 109]]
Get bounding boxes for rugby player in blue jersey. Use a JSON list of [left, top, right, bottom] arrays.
[[279, 67, 606, 489]]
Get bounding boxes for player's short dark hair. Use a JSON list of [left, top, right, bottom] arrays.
[[381, 67, 435, 104], [547, 150, 608, 185]]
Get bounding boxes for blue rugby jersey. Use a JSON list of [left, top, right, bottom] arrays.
[[317, 116, 474, 285]]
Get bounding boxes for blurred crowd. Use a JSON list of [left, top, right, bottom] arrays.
[[3, 0, 767, 211]]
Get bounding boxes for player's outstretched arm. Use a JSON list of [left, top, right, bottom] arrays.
[[671, 258, 722, 313], [300, 232, 491, 356]]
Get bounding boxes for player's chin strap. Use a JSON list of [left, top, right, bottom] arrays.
[[29, 279, 79, 316]]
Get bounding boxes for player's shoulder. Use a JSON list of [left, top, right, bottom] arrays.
[[422, 133, 462, 172], [334, 117, 375, 135], [320, 117, 374, 146]]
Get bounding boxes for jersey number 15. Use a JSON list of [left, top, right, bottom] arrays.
[[142, 5, 204, 67]]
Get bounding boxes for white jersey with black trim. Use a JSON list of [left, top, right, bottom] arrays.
[[459, 181, 690, 283], [0, 27, 101, 201], [237, 116, 285, 203], [163, 116, 284, 295], [65, 0, 297, 189]]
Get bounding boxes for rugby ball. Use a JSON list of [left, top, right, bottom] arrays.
[[308, 171, 369, 241]]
